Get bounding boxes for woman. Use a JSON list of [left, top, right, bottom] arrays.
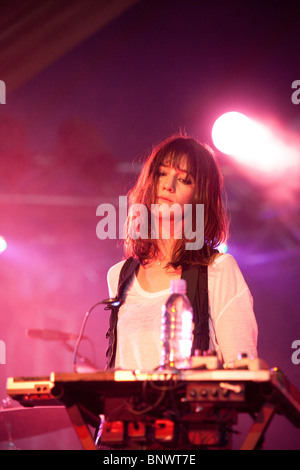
[[105, 135, 258, 370]]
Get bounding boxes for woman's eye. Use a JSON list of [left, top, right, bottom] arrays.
[[179, 176, 192, 184]]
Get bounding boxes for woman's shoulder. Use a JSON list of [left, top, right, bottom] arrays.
[[208, 252, 249, 289], [208, 252, 244, 276], [107, 259, 127, 284], [107, 258, 140, 297], [210, 252, 236, 267]]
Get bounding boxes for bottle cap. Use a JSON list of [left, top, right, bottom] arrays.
[[170, 279, 187, 294]]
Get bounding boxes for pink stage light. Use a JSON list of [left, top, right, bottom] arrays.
[[218, 242, 228, 254], [0, 236, 7, 253], [212, 112, 251, 157], [212, 112, 299, 174]]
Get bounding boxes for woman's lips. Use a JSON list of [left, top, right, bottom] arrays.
[[157, 196, 173, 203]]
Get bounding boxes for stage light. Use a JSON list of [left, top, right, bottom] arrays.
[[212, 112, 299, 174], [218, 243, 228, 254], [0, 236, 7, 253], [212, 112, 251, 157]]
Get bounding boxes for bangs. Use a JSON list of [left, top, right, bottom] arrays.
[[152, 139, 197, 179], [164, 152, 195, 174]]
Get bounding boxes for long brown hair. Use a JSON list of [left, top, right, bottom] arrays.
[[124, 134, 229, 266]]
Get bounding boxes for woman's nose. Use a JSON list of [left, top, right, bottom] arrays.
[[163, 175, 176, 192]]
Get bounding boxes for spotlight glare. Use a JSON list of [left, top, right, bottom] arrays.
[[218, 243, 228, 254], [212, 112, 299, 174], [212, 112, 251, 157], [0, 236, 7, 253]]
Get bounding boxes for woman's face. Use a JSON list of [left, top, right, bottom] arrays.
[[155, 156, 196, 207]]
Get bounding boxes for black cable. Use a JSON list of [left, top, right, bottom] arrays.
[[73, 301, 103, 372], [73, 297, 122, 372]]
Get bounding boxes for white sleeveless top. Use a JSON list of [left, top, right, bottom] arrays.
[[107, 254, 258, 370]]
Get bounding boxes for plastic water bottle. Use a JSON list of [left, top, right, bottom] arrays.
[[160, 279, 193, 370]]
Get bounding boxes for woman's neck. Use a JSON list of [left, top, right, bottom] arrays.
[[156, 238, 177, 263]]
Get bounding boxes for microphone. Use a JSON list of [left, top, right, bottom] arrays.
[[101, 298, 122, 309], [26, 329, 82, 342]]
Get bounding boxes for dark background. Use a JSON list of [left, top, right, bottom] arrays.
[[0, 0, 299, 449]]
